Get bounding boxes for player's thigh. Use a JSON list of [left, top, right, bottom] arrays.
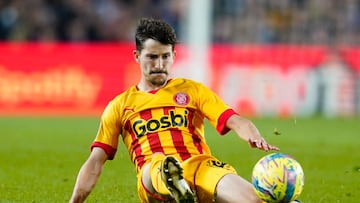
[[182, 155, 237, 203], [215, 173, 262, 203]]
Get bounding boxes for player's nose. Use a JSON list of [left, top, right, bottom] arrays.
[[155, 57, 165, 68]]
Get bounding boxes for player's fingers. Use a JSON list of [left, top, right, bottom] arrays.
[[257, 138, 269, 151], [250, 138, 268, 150], [251, 138, 280, 151], [268, 144, 280, 151], [248, 138, 259, 148], [261, 141, 270, 151]]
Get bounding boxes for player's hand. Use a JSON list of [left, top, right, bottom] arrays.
[[248, 137, 280, 151]]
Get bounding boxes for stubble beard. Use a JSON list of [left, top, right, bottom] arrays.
[[150, 76, 167, 87]]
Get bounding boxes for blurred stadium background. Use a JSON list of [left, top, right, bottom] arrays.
[[1, 0, 360, 117], [1, 0, 360, 202]]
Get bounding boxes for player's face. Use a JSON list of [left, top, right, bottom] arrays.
[[135, 39, 175, 87]]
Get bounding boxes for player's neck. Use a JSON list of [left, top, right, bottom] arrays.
[[137, 80, 169, 92]]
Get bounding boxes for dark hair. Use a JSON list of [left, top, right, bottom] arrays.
[[135, 18, 177, 51]]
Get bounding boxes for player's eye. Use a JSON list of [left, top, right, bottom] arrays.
[[162, 54, 170, 60], [148, 55, 158, 60]]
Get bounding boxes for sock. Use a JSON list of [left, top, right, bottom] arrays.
[[150, 153, 170, 195]]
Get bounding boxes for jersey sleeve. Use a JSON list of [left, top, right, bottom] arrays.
[[195, 82, 237, 135], [91, 99, 121, 160]]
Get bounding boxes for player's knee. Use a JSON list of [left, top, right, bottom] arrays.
[[215, 174, 261, 203], [141, 164, 154, 192]]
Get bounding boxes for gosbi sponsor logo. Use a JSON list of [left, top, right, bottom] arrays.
[[132, 110, 188, 137]]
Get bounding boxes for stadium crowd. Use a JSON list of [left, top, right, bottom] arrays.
[[1, 0, 360, 44]]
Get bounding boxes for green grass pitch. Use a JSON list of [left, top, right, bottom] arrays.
[[1, 116, 359, 202]]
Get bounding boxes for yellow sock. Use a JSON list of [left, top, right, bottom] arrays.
[[150, 153, 170, 195]]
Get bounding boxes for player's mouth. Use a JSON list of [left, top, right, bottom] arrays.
[[150, 71, 167, 75]]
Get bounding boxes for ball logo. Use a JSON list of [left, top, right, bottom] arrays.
[[173, 92, 189, 106]]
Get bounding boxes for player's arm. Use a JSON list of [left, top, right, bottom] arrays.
[[69, 147, 108, 203], [225, 114, 279, 151]]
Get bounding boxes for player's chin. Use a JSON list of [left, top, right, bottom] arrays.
[[150, 77, 167, 86]]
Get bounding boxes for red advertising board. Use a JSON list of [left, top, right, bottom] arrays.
[[209, 45, 329, 117], [0, 43, 357, 116], [0, 43, 139, 115]]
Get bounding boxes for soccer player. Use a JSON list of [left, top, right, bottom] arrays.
[[69, 18, 280, 203]]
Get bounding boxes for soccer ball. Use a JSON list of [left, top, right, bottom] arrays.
[[251, 153, 304, 203]]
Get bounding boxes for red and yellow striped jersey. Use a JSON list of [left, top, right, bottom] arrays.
[[91, 78, 237, 171]]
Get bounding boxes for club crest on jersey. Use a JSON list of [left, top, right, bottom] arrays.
[[173, 92, 189, 105]]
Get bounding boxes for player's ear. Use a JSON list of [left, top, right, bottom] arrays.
[[133, 50, 139, 62]]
